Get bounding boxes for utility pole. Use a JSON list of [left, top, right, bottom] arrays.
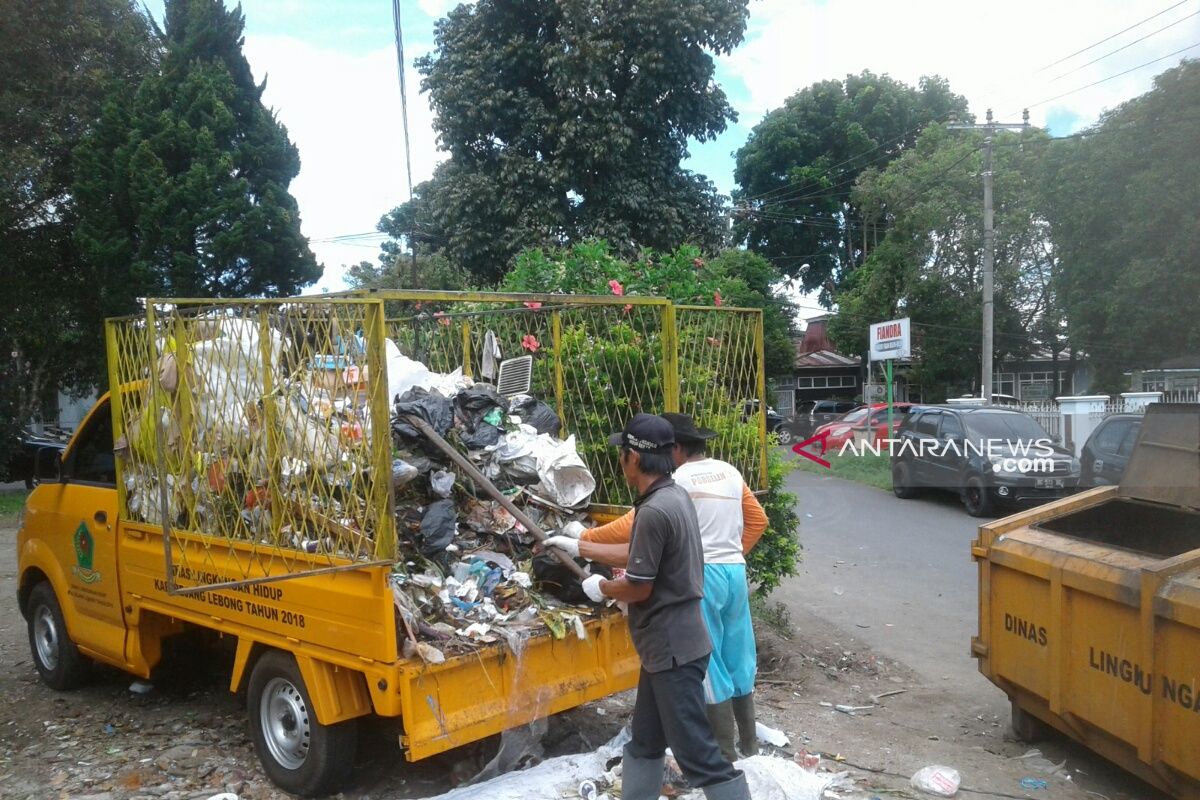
[[949, 108, 1030, 404]]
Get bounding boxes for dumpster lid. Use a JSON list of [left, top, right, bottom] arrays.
[[1118, 404, 1200, 510]]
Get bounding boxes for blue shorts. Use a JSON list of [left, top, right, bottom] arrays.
[[700, 563, 757, 704]]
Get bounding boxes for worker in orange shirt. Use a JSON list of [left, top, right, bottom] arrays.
[[546, 413, 768, 761]]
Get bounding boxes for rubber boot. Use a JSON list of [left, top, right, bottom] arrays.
[[702, 770, 751, 800], [621, 745, 666, 800], [705, 700, 737, 763], [731, 693, 759, 757]]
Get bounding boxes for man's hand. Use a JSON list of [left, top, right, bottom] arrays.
[[543, 535, 580, 558], [581, 574, 606, 603], [560, 521, 587, 539]]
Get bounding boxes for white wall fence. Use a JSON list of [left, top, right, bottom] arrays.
[[1017, 390, 1196, 456]]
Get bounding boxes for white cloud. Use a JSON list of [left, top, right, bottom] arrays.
[[722, 0, 1200, 131], [243, 34, 444, 293], [416, 0, 472, 17]]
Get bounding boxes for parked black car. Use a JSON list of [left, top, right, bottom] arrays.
[[1080, 414, 1143, 487], [3, 427, 70, 489], [890, 406, 1080, 517], [796, 399, 858, 439], [743, 400, 792, 444]]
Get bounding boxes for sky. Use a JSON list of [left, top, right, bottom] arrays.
[[145, 0, 1200, 299]]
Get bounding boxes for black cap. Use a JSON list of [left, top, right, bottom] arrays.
[[609, 413, 675, 454], [661, 412, 718, 442]]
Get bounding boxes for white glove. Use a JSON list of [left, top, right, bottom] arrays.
[[561, 521, 588, 540], [581, 574, 607, 603], [543, 535, 581, 558]]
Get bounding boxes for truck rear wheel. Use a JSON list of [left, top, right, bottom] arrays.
[[247, 650, 357, 797], [26, 582, 89, 690]]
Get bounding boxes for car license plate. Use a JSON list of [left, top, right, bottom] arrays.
[[1036, 478, 1063, 489]]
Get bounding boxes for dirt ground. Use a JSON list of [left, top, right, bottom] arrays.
[[0, 516, 1159, 800]]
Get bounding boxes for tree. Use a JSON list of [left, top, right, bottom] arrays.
[[828, 124, 1059, 400], [0, 0, 156, 460], [73, 0, 320, 310], [389, 0, 749, 284], [1040, 60, 1200, 384], [344, 252, 471, 293], [732, 71, 969, 302]]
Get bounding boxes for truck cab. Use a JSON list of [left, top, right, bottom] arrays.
[[19, 396, 127, 686]]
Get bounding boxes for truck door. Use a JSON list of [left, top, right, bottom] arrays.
[[38, 400, 126, 663]]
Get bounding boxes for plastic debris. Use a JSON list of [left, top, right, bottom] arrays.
[[393, 458, 420, 488], [431, 469, 456, 498], [910, 765, 961, 797], [756, 721, 790, 747], [419, 501, 458, 557], [1019, 777, 1049, 790], [509, 394, 562, 436], [129, 681, 154, 695]]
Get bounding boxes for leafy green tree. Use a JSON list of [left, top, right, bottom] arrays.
[[391, 0, 749, 284], [732, 71, 969, 301], [828, 124, 1058, 399], [0, 0, 155, 457], [1040, 60, 1200, 383], [73, 0, 320, 310], [344, 252, 471, 293]]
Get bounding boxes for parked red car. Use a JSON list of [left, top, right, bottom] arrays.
[[811, 402, 917, 451]]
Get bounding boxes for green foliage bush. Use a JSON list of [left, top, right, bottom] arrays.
[[747, 447, 801, 596]]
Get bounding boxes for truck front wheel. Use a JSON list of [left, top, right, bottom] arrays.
[[26, 582, 89, 690], [247, 650, 357, 797]]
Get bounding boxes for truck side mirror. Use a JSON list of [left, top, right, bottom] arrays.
[[34, 447, 63, 485]]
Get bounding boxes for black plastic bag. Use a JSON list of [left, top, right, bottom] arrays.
[[393, 388, 454, 441], [460, 423, 503, 450], [455, 386, 504, 430], [509, 394, 562, 436], [531, 554, 612, 604], [418, 500, 457, 557]]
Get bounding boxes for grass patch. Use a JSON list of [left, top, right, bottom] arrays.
[[792, 450, 893, 492], [0, 489, 29, 519]]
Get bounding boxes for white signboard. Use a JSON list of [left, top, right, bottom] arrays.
[[869, 317, 911, 360]]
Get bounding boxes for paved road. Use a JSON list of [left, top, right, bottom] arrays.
[[775, 468, 990, 688]]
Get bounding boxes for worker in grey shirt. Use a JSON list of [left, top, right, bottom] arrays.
[[575, 414, 750, 800]]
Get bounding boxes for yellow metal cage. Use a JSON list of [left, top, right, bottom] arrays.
[[364, 289, 769, 507], [105, 291, 768, 591], [106, 298, 395, 593]]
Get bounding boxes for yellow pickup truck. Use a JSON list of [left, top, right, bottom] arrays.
[[16, 292, 769, 796]]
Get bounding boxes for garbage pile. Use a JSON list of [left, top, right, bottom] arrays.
[[387, 347, 610, 662], [115, 315, 611, 659]]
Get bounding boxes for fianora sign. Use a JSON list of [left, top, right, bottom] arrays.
[[869, 317, 911, 360]]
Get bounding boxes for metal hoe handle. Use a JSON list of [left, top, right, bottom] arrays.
[[403, 414, 590, 581]]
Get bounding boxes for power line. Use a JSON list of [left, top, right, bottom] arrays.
[[1037, 0, 1192, 71], [1025, 40, 1200, 111], [1049, 8, 1200, 83], [391, 0, 417, 282], [739, 119, 943, 206]]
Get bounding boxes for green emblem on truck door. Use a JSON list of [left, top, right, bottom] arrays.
[[72, 521, 102, 584]]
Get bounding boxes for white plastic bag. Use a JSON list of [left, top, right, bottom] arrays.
[[532, 434, 595, 508], [911, 765, 961, 797]]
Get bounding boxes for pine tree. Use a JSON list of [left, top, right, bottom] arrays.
[[75, 0, 320, 303]]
